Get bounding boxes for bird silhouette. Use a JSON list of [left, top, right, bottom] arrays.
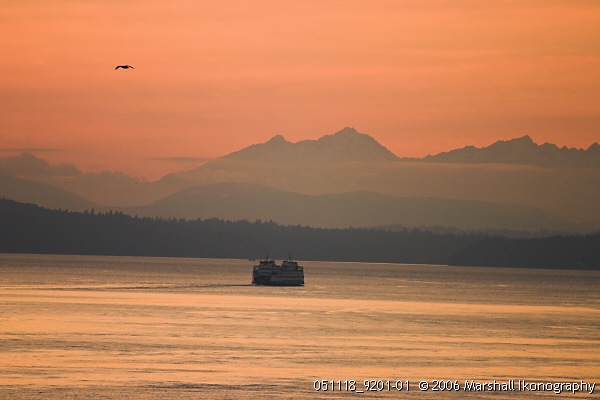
[[115, 65, 135, 70]]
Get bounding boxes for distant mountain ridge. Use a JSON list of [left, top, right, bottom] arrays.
[[424, 135, 600, 167], [221, 128, 600, 168], [224, 127, 398, 163]]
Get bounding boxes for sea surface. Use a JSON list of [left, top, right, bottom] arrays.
[[0, 254, 598, 399]]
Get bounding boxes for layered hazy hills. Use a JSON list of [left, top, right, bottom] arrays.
[[2, 127, 600, 233], [161, 128, 600, 225], [424, 135, 600, 167], [0, 173, 93, 211], [122, 182, 578, 232], [0, 153, 181, 208]]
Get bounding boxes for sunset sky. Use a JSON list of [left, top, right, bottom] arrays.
[[2, 0, 599, 179]]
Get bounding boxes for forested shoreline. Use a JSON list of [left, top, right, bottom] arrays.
[[1, 198, 598, 270]]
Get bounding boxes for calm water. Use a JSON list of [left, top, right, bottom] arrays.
[[0, 254, 598, 399]]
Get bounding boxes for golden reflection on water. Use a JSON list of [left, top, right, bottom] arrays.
[[0, 254, 598, 399]]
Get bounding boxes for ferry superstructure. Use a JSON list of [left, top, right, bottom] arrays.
[[252, 257, 304, 286]]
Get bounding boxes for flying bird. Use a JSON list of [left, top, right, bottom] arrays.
[[115, 65, 135, 70]]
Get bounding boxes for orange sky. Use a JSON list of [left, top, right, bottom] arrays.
[[1, 0, 599, 179]]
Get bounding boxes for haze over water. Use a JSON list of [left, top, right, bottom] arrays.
[[1, 254, 598, 399]]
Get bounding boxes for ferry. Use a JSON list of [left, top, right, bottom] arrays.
[[252, 257, 304, 286]]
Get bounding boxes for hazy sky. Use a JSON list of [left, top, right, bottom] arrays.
[[2, 0, 599, 179]]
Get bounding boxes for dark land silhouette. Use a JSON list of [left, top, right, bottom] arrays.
[[1, 198, 598, 270]]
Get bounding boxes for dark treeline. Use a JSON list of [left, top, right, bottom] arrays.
[[1, 198, 598, 270], [449, 235, 600, 270]]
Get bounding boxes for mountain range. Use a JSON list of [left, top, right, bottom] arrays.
[[423, 135, 600, 167], [2, 127, 599, 233], [223, 127, 398, 163], [193, 127, 600, 167]]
